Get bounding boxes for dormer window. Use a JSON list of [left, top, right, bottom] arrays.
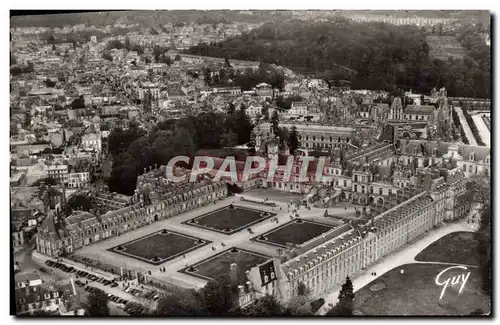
[[44, 293, 51, 299], [271, 272, 275, 279], [486, 156, 490, 164], [470, 152, 475, 161], [264, 275, 269, 283], [413, 148, 417, 155], [432, 148, 437, 156]]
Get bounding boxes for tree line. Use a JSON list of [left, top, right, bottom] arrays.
[[84, 274, 355, 316], [186, 19, 490, 98]]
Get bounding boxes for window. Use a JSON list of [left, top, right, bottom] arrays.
[[53, 292, 59, 298], [264, 275, 269, 283], [44, 293, 51, 299]]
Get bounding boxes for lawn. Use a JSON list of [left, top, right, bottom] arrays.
[[183, 205, 276, 234], [254, 219, 334, 248], [108, 230, 211, 265], [415, 231, 486, 266], [180, 248, 270, 285], [355, 263, 490, 315]]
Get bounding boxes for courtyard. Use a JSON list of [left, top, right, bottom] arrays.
[[252, 219, 335, 248], [354, 263, 490, 315], [108, 229, 211, 265], [181, 204, 276, 234], [179, 247, 270, 284]]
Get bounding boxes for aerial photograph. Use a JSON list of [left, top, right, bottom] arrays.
[[10, 9, 491, 317]]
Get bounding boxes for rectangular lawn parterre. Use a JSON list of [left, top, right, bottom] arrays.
[[182, 205, 276, 234], [180, 247, 270, 284], [253, 219, 335, 248], [108, 229, 211, 265]]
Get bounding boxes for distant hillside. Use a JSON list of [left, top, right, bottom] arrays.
[[186, 18, 428, 89], [186, 18, 490, 98], [10, 10, 291, 28]]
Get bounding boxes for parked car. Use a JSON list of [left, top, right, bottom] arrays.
[[110, 282, 119, 288], [116, 303, 126, 310]]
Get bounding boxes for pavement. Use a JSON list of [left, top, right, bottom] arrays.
[[70, 196, 353, 289], [27, 249, 155, 315], [316, 211, 478, 315]]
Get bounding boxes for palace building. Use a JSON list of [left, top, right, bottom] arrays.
[[256, 122, 355, 151], [232, 165, 474, 306], [35, 167, 227, 257]]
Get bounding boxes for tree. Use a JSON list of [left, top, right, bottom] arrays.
[[128, 136, 153, 171], [327, 276, 355, 316], [201, 276, 233, 315], [242, 295, 286, 316], [102, 51, 113, 62], [227, 102, 236, 115], [220, 131, 238, 148], [286, 296, 313, 315], [297, 282, 310, 297], [270, 110, 280, 136], [84, 288, 109, 316], [225, 110, 253, 145], [174, 54, 181, 61], [278, 127, 289, 150], [288, 126, 300, 155], [154, 288, 209, 316], [33, 182, 60, 215], [71, 95, 86, 109], [224, 57, 232, 68], [44, 79, 56, 88], [248, 129, 257, 155], [67, 194, 93, 212]]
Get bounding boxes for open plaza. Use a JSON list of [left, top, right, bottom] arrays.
[[69, 190, 358, 289]]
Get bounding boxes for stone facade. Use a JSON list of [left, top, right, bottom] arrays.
[[35, 176, 227, 257]]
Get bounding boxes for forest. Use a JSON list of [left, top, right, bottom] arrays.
[[186, 19, 490, 98]]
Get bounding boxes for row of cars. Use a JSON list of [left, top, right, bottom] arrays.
[[83, 286, 130, 310], [44, 259, 118, 287], [124, 286, 161, 301]]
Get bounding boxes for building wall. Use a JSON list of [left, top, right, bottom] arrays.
[[36, 183, 228, 257], [280, 182, 469, 302]]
